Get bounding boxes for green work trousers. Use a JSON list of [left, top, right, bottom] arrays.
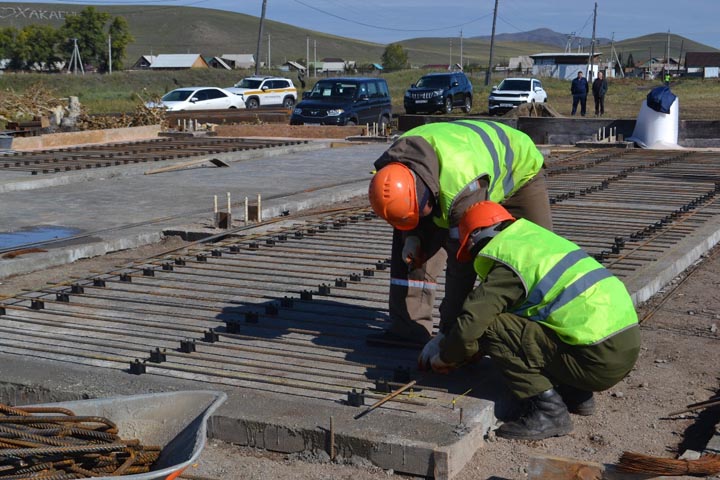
[[387, 171, 554, 343], [479, 313, 641, 399]]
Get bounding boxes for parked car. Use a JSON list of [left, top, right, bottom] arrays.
[[150, 87, 245, 111], [488, 77, 547, 116], [404, 71, 473, 114], [290, 77, 392, 129], [226, 76, 297, 109]]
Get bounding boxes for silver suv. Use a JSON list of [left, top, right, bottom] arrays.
[[488, 77, 547, 116], [226, 76, 297, 109]]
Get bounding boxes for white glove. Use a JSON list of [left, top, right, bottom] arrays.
[[418, 333, 444, 370], [402, 235, 423, 269]]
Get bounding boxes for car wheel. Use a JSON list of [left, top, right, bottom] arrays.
[[443, 97, 453, 114], [462, 96, 472, 114], [228, 106, 237, 109], [246, 98, 259, 109], [405, 108, 416, 115], [282, 97, 295, 108], [346, 119, 357, 126]]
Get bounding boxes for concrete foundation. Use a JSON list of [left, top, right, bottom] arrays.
[[2, 139, 720, 478]]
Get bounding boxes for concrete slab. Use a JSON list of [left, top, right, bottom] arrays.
[[2, 141, 720, 478], [0, 141, 388, 279]]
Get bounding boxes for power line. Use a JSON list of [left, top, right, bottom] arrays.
[[496, 15, 527, 33], [292, 0, 492, 33]]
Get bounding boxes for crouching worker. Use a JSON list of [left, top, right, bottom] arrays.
[[419, 201, 640, 441]]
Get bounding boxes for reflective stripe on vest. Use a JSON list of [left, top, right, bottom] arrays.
[[472, 219, 638, 345], [455, 120, 515, 197], [401, 120, 542, 229]]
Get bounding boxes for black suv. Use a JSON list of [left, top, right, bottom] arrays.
[[290, 77, 392, 129], [404, 72, 473, 114]]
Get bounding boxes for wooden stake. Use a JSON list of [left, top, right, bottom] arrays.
[[353, 380, 416, 419], [329, 416, 335, 460]]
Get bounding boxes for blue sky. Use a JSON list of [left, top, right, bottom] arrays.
[[7, 0, 720, 49]]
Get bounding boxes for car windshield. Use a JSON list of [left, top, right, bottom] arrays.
[[234, 79, 262, 89], [307, 81, 358, 98], [162, 90, 194, 102], [497, 79, 531, 91], [416, 76, 451, 89]]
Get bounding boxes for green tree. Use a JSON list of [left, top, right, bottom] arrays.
[[0, 27, 17, 60], [60, 7, 110, 71], [10, 25, 62, 71], [105, 16, 134, 71], [381, 43, 409, 71]]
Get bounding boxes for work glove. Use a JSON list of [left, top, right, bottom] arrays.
[[402, 235, 425, 270], [417, 333, 444, 371], [429, 353, 456, 374]]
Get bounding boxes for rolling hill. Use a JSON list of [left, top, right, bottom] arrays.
[[0, 3, 716, 68]]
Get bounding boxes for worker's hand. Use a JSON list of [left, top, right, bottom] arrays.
[[429, 353, 456, 374], [418, 333, 444, 371], [402, 236, 425, 270]]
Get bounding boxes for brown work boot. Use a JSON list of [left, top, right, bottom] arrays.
[[557, 384, 596, 416], [497, 389, 573, 441]]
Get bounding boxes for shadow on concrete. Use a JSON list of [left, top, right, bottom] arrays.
[[216, 296, 519, 420]]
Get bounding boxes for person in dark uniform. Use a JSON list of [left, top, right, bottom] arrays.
[[592, 71, 608, 116], [570, 71, 588, 116]]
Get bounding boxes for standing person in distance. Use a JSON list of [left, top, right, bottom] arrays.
[[592, 71, 608, 117], [570, 71, 588, 116]]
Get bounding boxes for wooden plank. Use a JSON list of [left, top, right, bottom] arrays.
[[144, 157, 229, 175], [528, 454, 674, 480]]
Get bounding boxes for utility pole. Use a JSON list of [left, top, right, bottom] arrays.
[[610, 33, 624, 78], [449, 39, 452, 70], [485, 0, 499, 86], [677, 39, 684, 75], [68, 38, 84, 75], [254, 0, 267, 75], [666, 29, 670, 72], [588, 2, 597, 80], [108, 34, 112, 74], [459, 29, 463, 68], [306, 36, 309, 76], [313, 39, 317, 78], [267, 33, 271, 71]]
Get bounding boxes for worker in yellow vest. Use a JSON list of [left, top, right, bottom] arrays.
[[368, 120, 552, 347], [419, 201, 640, 440]]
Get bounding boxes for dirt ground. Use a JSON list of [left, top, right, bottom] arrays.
[[1, 237, 719, 480]]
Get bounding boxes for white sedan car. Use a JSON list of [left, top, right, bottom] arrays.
[[152, 87, 245, 111]]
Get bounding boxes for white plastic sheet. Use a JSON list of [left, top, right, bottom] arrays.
[[627, 98, 682, 149]]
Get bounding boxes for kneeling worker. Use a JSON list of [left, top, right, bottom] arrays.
[[419, 201, 640, 440]]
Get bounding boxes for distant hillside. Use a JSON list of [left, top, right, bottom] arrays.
[[0, 3, 716, 68], [472, 28, 612, 50], [603, 33, 717, 64], [0, 2, 387, 64]]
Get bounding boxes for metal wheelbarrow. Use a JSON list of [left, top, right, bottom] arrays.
[[3, 390, 226, 480]]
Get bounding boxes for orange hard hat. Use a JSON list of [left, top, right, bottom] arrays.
[[457, 201, 515, 262], [368, 163, 420, 230]]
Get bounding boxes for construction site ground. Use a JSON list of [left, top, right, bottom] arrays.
[[0, 128, 719, 479]]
